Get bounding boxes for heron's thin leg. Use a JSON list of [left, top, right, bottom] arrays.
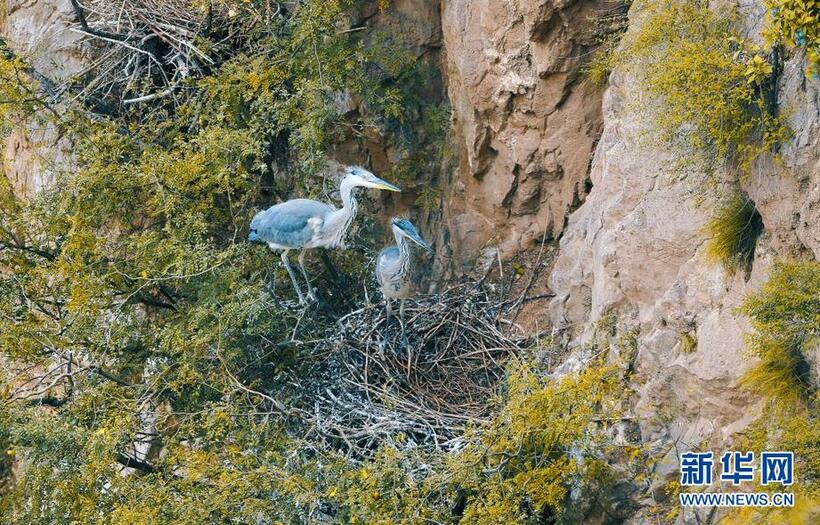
[[399, 299, 408, 348], [280, 250, 306, 305], [297, 249, 316, 302], [381, 298, 392, 350]]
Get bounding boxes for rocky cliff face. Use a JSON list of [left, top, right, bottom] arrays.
[[439, 0, 818, 519], [440, 0, 605, 272], [547, 1, 819, 520], [1, 0, 86, 198], [2, 0, 818, 521]]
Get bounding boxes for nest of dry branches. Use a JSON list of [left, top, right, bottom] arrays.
[[300, 282, 527, 455], [66, 0, 267, 106]]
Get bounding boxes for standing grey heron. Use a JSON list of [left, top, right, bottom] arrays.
[[376, 218, 433, 341], [249, 166, 401, 304]]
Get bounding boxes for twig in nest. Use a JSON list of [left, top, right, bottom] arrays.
[[299, 282, 527, 458], [65, 0, 240, 106]]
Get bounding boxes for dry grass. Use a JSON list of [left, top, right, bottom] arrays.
[[704, 193, 763, 275]]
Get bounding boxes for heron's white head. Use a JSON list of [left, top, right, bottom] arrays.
[[344, 166, 401, 192], [391, 218, 434, 254]]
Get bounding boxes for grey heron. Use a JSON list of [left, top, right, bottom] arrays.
[[376, 218, 433, 341], [249, 166, 401, 304]]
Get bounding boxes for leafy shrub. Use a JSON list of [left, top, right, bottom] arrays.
[[331, 359, 629, 524], [765, 0, 820, 78], [585, 32, 622, 87], [0, 419, 12, 497], [703, 192, 764, 274], [619, 0, 791, 174], [0, 1, 450, 522], [678, 332, 697, 353], [728, 261, 820, 522], [583, 2, 631, 87], [739, 261, 820, 404]]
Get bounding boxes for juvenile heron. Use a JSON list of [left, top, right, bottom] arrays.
[[376, 218, 433, 340], [249, 166, 401, 304]]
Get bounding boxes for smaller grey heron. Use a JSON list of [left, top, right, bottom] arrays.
[[249, 166, 401, 304], [376, 218, 433, 342]]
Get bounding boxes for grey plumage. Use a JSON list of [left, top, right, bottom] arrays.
[[249, 166, 401, 305], [376, 218, 433, 343], [250, 199, 334, 249], [376, 246, 408, 297]]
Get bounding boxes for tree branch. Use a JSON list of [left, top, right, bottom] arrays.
[[68, 0, 128, 42], [115, 452, 157, 473], [0, 38, 57, 98], [90, 366, 139, 387], [27, 395, 68, 407], [0, 239, 57, 261]]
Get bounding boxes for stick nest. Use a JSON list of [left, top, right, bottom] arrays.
[[303, 282, 526, 455], [68, 0, 250, 105]]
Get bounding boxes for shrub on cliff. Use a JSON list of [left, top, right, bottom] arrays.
[[330, 359, 630, 524], [703, 192, 764, 275], [620, 0, 791, 175], [740, 260, 820, 405], [729, 261, 820, 523], [765, 0, 820, 78]]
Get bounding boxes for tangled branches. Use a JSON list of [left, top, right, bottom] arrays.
[[66, 0, 265, 106], [301, 283, 527, 456]]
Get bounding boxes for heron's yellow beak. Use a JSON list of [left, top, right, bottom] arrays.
[[372, 177, 401, 192]]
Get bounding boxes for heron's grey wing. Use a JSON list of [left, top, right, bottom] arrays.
[[376, 246, 400, 286], [251, 199, 334, 248]]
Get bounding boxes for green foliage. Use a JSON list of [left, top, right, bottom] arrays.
[[0, 417, 12, 497], [585, 32, 621, 87], [379, 62, 453, 210], [738, 260, 820, 405], [448, 361, 625, 523], [329, 359, 628, 524], [0, 0, 625, 522], [765, 0, 820, 78], [0, 1, 451, 522], [620, 0, 791, 174], [730, 261, 820, 522], [0, 45, 48, 133], [703, 192, 764, 274], [729, 405, 820, 524], [583, 1, 631, 87]]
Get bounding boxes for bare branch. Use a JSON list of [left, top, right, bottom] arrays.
[[121, 87, 174, 105], [115, 452, 156, 473], [69, 0, 129, 41]]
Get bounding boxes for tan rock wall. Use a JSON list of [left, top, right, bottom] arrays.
[[547, 2, 819, 519], [439, 0, 604, 272], [1, 0, 86, 198]]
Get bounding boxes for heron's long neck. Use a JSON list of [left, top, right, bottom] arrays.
[[339, 178, 359, 233], [326, 178, 358, 247], [394, 233, 411, 279], [340, 178, 358, 217]]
